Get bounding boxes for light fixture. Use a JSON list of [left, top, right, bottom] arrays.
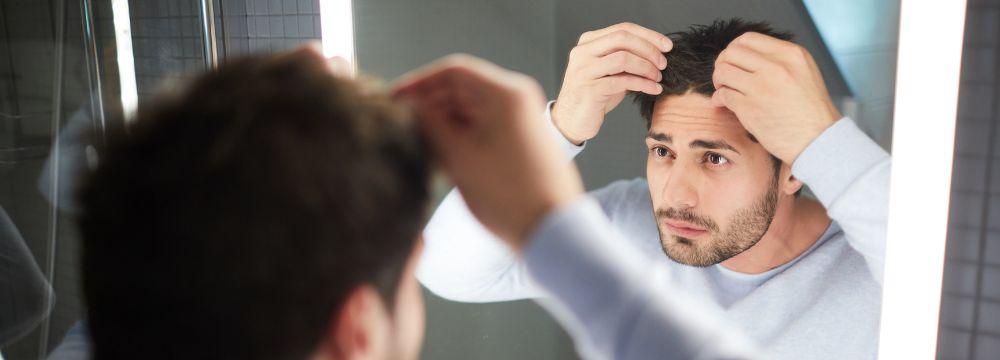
[[110, 0, 137, 121], [878, 0, 968, 358], [319, 0, 356, 73]]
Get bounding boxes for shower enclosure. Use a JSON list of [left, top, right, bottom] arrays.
[[0, 1, 322, 357]]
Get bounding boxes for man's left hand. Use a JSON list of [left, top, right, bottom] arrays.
[[710, 32, 841, 165]]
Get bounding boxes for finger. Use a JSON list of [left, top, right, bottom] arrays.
[[716, 44, 774, 73], [583, 51, 662, 82], [730, 32, 798, 58], [577, 30, 667, 70], [594, 74, 662, 95], [710, 86, 746, 109], [712, 62, 756, 94], [578, 22, 673, 53], [409, 85, 463, 157]]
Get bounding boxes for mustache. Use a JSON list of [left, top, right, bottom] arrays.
[[656, 208, 719, 232]]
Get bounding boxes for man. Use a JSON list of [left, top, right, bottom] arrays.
[[78, 49, 429, 360], [418, 19, 890, 359], [77, 47, 758, 359]]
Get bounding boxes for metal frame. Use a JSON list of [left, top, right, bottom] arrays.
[[200, 0, 219, 69]]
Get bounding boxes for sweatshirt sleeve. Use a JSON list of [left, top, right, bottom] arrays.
[[791, 117, 891, 284]]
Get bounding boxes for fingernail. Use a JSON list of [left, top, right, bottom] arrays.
[[659, 56, 667, 70], [662, 39, 673, 52]]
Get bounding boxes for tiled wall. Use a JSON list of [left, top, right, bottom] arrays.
[[129, 0, 321, 103], [937, 0, 1000, 359], [0, 1, 323, 358]]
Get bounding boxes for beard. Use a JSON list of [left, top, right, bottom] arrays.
[[655, 177, 780, 267]]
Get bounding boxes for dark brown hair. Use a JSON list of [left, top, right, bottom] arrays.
[[633, 18, 793, 177], [78, 50, 430, 360], [632, 18, 793, 128]]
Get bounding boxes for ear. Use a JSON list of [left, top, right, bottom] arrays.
[[322, 285, 391, 360], [779, 162, 803, 196]]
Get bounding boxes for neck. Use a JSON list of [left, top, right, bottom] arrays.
[[719, 195, 831, 274]]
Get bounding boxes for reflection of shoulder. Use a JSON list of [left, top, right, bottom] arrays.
[[590, 177, 653, 219], [810, 226, 879, 296]]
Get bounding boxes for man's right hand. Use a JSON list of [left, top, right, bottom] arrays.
[[393, 55, 584, 250], [552, 22, 672, 145]]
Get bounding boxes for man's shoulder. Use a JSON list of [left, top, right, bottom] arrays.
[[590, 177, 653, 216], [591, 177, 649, 201], [803, 224, 881, 294]]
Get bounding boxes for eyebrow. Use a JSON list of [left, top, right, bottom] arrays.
[[646, 132, 671, 143], [690, 139, 740, 154], [647, 131, 741, 154]]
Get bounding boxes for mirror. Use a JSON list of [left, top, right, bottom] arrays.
[[355, 0, 903, 359], [0, 0, 989, 359]]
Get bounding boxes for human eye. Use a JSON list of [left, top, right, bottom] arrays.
[[650, 146, 674, 159], [703, 152, 730, 167]]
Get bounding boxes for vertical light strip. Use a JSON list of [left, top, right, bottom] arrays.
[[111, 0, 137, 121], [878, 0, 967, 359], [319, 0, 356, 73]]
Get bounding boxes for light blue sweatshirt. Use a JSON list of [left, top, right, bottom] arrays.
[[418, 108, 890, 359]]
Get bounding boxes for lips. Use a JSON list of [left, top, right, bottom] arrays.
[[663, 219, 709, 238]]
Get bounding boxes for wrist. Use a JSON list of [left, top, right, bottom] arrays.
[[551, 102, 587, 146], [788, 111, 841, 165]]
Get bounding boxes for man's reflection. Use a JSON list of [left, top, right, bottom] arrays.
[[419, 18, 890, 359]]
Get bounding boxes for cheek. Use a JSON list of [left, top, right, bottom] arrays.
[[700, 171, 767, 220], [646, 159, 666, 206], [392, 273, 425, 358]]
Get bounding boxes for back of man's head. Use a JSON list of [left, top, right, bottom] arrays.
[[633, 18, 793, 127], [78, 49, 430, 359]]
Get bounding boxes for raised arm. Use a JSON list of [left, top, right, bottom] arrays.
[[417, 21, 671, 303], [710, 32, 889, 283], [418, 102, 609, 302], [791, 117, 890, 283]]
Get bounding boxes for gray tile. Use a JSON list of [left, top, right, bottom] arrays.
[[951, 155, 988, 191], [283, 16, 299, 38], [974, 333, 1000, 360], [955, 118, 992, 157], [283, 0, 298, 14], [270, 0, 284, 15], [948, 226, 982, 262], [298, 0, 314, 13], [982, 267, 1000, 298], [944, 262, 981, 296], [966, 8, 1000, 47], [962, 46, 997, 84], [956, 83, 994, 119], [253, 0, 269, 15], [986, 233, 1000, 266], [938, 328, 971, 359], [940, 294, 977, 329], [270, 16, 284, 37], [986, 194, 1000, 229], [255, 16, 270, 37], [297, 15, 313, 38], [950, 192, 985, 228], [226, 0, 247, 16]]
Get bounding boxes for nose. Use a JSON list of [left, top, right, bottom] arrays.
[[661, 161, 699, 210]]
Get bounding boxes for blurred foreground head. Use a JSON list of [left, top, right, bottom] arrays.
[[78, 47, 430, 360]]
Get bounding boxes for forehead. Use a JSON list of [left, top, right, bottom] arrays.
[[649, 94, 750, 141]]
